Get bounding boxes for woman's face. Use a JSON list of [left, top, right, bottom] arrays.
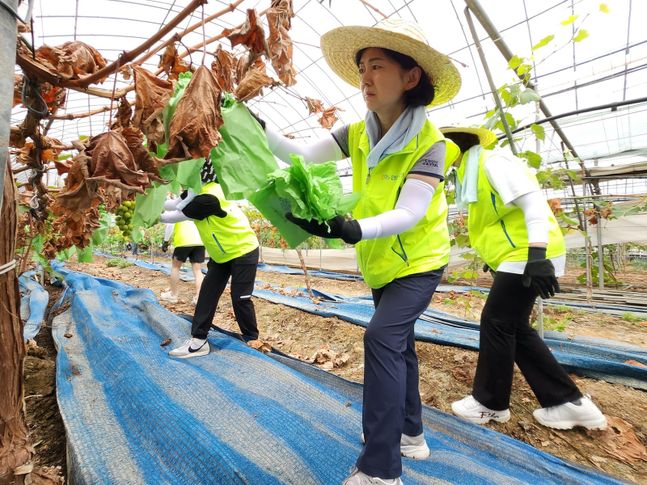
[[357, 47, 421, 114]]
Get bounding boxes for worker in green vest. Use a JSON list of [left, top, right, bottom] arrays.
[[441, 126, 606, 432], [160, 160, 260, 359], [252, 18, 460, 485], [160, 217, 205, 305]]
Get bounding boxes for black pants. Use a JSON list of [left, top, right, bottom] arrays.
[[191, 248, 259, 340], [356, 268, 444, 480], [472, 271, 582, 410]]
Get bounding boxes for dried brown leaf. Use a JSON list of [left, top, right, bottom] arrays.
[[35, 41, 108, 82], [110, 96, 133, 130], [120, 127, 164, 183], [305, 97, 324, 114], [13, 74, 23, 107], [234, 67, 275, 102], [55, 152, 96, 210], [318, 106, 341, 130], [132, 67, 173, 146], [86, 131, 150, 193], [158, 44, 192, 81], [598, 416, 647, 463], [267, 1, 297, 86], [222, 9, 268, 61], [166, 65, 223, 159], [211, 45, 236, 93]]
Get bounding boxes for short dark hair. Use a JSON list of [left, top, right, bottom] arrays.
[[444, 132, 480, 153], [355, 48, 435, 107]]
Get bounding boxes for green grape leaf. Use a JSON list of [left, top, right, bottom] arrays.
[[532, 35, 554, 51], [530, 123, 545, 141]]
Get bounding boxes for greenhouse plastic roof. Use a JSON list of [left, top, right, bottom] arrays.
[[10, 0, 647, 176]]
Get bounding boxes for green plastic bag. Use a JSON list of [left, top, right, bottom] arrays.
[[248, 154, 360, 248], [247, 182, 311, 248], [269, 154, 360, 221], [209, 93, 279, 200]]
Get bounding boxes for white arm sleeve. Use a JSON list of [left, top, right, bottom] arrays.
[[160, 210, 190, 224], [265, 126, 345, 165], [164, 198, 179, 211], [358, 178, 435, 239], [512, 191, 549, 244], [163, 224, 174, 242]]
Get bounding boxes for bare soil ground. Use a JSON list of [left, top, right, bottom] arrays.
[[24, 256, 647, 483]]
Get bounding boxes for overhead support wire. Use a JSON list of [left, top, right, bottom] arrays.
[[507, 96, 647, 137]]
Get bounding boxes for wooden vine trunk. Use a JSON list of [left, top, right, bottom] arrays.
[[0, 164, 30, 484]]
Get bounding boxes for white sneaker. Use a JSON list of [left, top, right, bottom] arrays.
[[168, 338, 209, 358], [342, 468, 403, 485], [160, 290, 179, 304], [451, 395, 510, 424], [360, 432, 430, 460], [400, 433, 430, 460], [533, 395, 607, 430]]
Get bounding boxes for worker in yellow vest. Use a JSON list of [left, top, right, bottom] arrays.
[[253, 18, 460, 485], [160, 218, 205, 305], [160, 160, 260, 359], [442, 126, 606, 432]]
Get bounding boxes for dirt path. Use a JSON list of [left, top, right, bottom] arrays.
[[26, 257, 647, 483]]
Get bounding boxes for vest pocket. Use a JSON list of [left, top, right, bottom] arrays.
[[211, 233, 226, 254], [499, 220, 516, 248], [390, 235, 409, 264]]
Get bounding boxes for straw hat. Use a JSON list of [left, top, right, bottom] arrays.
[[440, 126, 498, 149], [320, 18, 461, 107]]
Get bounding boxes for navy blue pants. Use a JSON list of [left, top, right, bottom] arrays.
[[357, 268, 444, 479]]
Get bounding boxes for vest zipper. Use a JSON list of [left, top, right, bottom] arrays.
[[211, 233, 226, 254]]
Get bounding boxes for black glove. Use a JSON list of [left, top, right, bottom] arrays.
[[482, 263, 496, 275], [181, 194, 227, 220], [286, 213, 362, 245], [521, 246, 560, 299], [161, 241, 169, 253]]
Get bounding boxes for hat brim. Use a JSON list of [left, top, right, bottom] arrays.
[[441, 126, 498, 149], [321, 25, 461, 107]]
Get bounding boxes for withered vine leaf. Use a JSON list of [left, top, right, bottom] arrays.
[[267, 0, 297, 86], [166, 65, 223, 159], [132, 66, 173, 147], [211, 45, 237, 93], [158, 44, 192, 81], [35, 41, 108, 82], [222, 9, 268, 63], [319, 106, 341, 130], [235, 67, 275, 102]]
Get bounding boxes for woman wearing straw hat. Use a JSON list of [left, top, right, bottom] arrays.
[[252, 17, 460, 485], [441, 126, 606, 432]]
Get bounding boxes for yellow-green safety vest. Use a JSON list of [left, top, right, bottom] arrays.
[[348, 120, 451, 289], [456, 149, 565, 270], [172, 220, 203, 248], [192, 182, 259, 263]]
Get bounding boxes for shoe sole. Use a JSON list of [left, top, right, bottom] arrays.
[[401, 445, 430, 460], [169, 348, 209, 359], [534, 415, 607, 430]]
